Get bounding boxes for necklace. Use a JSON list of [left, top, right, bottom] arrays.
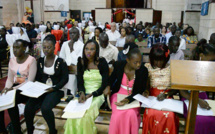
[[126, 74, 136, 95]]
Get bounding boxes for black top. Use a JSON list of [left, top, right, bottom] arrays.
[[0, 36, 8, 49], [27, 29, 37, 39], [77, 57, 109, 97], [109, 60, 148, 103], [36, 57, 69, 91]]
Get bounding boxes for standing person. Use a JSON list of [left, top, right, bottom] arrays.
[[64, 40, 109, 134], [99, 33, 118, 64], [0, 39, 37, 134], [24, 35, 69, 134], [107, 44, 148, 134], [180, 43, 215, 134], [175, 29, 186, 50], [142, 44, 179, 134], [147, 28, 166, 48], [165, 25, 177, 44], [59, 27, 84, 96], [92, 27, 103, 44], [182, 26, 198, 44], [168, 36, 184, 63], [106, 22, 121, 42], [116, 27, 127, 48]]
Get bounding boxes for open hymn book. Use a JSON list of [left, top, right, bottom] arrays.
[[133, 94, 184, 114], [0, 90, 16, 111], [18, 81, 51, 98]]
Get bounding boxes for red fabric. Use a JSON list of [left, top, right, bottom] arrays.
[[67, 24, 72, 29], [51, 30, 63, 55], [142, 88, 179, 134], [106, 24, 111, 29]]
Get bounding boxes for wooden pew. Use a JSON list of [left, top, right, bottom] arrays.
[[136, 42, 148, 48], [171, 60, 215, 134]]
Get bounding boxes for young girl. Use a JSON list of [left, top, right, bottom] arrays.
[[142, 44, 179, 134], [180, 43, 215, 134], [64, 40, 109, 134], [116, 27, 127, 48], [0, 39, 37, 134], [108, 43, 148, 134], [24, 35, 69, 134]]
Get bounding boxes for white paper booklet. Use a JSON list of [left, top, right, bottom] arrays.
[[18, 81, 51, 98], [0, 90, 16, 111], [63, 96, 93, 113], [184, 100, 215, 116], [134, 94, 184, 114], [117, 94, 140, 110], [61, 110, 86, 119]]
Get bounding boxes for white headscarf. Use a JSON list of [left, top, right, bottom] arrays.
[[53, 25, 60, 30], [6, 27, 30, 58]]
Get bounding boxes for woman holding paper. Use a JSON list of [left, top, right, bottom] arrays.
[[0, 39, 37, 134], [180, 43, 215, 134], [142, 44, 179, 134], [107, 42, 148, 134], [64, 39, 109, 134], [24, 34, 69, 134]]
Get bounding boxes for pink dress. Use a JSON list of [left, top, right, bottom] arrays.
[[109, 73, 141, 134]]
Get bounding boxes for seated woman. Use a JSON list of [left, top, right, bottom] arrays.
[[180, 43, 215, 134], [24, 34, 69, 134], [161, 26, 167, 36], [116, 27, 127, 48], [182, 26, 198, 44], [51, 25, 63, 55], [92, 27, 103, 44], [142, 44, 179, 134], [135, 33, 146, 43], [64, 40, 109, 134], [108, 43, 148, 134], [0, 39, 37, 134], [175, 29, 186, 50]]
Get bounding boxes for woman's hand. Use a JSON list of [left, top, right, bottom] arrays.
[[46, 88, 54, 93], [199, 99, 211, 110], [78, 92, 86, 103], [86, 94, 92, 100], [103, 86, 111, 96], [1, 87, 13, 95], [115, 98, 129, 106], [142, 90, 149, 98], [157, 93, 166, 101]]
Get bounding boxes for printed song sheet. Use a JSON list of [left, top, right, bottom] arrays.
[[18, 81, 51, 98], [0, 90, 16, 111], [63, 96, 93, 113]]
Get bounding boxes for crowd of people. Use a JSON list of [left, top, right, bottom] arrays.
[[0, 17, 215, 134]]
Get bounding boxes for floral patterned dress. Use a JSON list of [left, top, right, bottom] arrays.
[[142, 63, 179, 134]]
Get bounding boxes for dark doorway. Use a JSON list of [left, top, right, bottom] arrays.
[[153, 10, 162, 25], [111, 0, 143, 8], [91, 10, 95, 21], [70, 10, 81, 19], [181, 11, 184, 24]]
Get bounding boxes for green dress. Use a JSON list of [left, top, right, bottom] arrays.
[[64, 70, 105, 134]]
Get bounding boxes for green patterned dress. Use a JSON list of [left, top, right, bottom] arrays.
[[64, 70, 105, 134]]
